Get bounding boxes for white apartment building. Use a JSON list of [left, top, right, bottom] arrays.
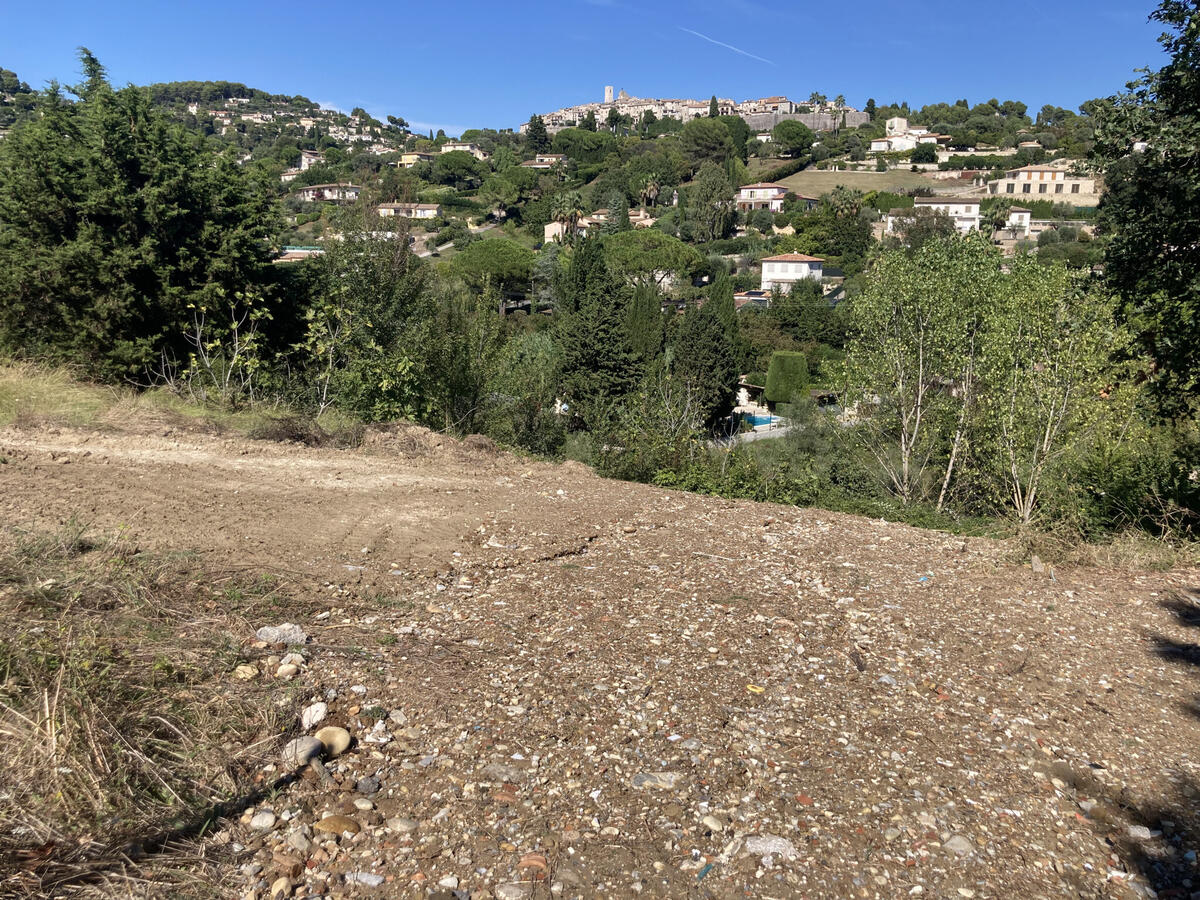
[[760, 254, 823, 293]]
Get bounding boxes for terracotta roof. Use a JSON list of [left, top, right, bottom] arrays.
[[762, 253, 824, 263], [739, 182, 788, 190], [1008, 206, 1032, 212]]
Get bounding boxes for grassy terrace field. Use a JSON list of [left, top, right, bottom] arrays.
[[779, 167, 960, 196]]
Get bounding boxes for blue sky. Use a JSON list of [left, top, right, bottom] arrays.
[[2, 0, 1168, 135]]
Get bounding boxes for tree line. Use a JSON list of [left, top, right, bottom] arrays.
[[0, 7, 1197, 543]]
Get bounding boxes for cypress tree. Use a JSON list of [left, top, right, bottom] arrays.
[[672, 300, 737, 425], [557, 238, 636, 426]]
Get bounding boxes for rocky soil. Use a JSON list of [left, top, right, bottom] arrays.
[[2, 418, 1199, 899]]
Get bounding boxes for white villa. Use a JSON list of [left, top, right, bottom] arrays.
[[914, 196, 981, 232], [1005, 206, 1032, 235], [521, 153, 568, 170], [736, 182, 789, 213], [377, 202, 441, 220], [296, 183, 362, 203], [760, 253, 823, 293], [871, 116, 951, 153], [884, 197, 982, 234]]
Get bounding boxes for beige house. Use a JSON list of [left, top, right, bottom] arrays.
[[441, 141, 490, 161], [987, 163, 1099, 203], [760, 253, 823, 293], [377, 202, 441, 220], [400, 152, 434, 168], [543, 207, 656, 243]]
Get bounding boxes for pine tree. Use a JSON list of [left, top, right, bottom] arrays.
[[708, 95, 719, 117]]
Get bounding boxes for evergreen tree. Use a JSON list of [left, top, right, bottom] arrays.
[[865, 98, 877, 120], [0, 50, 277, 380], [557, 238, 635, 426], [708, 95, 719, 117], [581, 110, 598, 132], [686, 162, 735, 242], [626, 282, 666, 369], [525, 114, 550, 153], [602, 190, 630, 233], [671, 299, 737, 425], [1093, 0, 1200, 416]]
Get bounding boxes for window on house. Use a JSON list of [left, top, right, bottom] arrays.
[[1071, 184, 1080, 194], [1022, 185, 1030, 193], [1055, 184, 1063, 193], [1039, 185, 1047, 194], [1006, 184, 1014, 194]]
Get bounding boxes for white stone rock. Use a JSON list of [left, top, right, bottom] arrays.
[[256, 623, 308, 644], [301, 702, 328, 731], [281, 736, 323, 768]]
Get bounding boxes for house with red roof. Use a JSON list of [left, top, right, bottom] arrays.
[[736, 182, 790, 213]]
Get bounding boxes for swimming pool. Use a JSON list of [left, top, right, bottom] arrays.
[[743, 413, 782, 427]]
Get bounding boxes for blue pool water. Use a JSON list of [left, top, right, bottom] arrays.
[[743, 413, 781, 427]]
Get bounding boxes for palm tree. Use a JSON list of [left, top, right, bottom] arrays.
[[638, 175, 661, 209], [550, 190, 585, 242], [828, 185, 863, 218]]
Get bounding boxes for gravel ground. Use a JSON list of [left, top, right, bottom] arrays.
[[2, 419, 1199, 899]]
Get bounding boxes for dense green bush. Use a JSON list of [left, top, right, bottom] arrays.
[[764, 351, 809, 403]]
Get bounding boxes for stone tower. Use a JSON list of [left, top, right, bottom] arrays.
[[604, 85, 614, 104]]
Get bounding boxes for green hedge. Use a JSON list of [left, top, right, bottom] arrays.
[[765, 351, 809, 404]]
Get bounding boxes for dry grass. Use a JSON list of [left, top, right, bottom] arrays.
[[0, 361, 363, 448], [0, 521, 308, 897], [778, 168, 942, 197], [0, 363, 120, 428], [1013, 524, 1200, 572]]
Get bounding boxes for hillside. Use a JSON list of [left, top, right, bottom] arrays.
[[2, 404, 1199, 898]]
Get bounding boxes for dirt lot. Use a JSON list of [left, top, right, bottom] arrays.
[[2, 415, 1199, 899]]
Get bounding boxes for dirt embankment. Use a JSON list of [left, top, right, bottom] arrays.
[[2, 415, 1199, 899]]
